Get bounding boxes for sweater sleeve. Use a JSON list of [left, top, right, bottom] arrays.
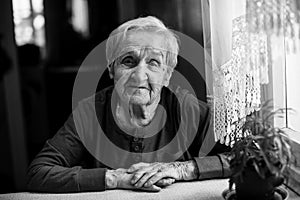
[[27, 104, 107, 193], [194, 154, 231, 180]]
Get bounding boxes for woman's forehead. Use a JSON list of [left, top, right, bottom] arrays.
[[118, 46, 166, 57], [121, 31, 168, 53]]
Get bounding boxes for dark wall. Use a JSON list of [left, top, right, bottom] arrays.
[[0, 0, 28, 193], [43, 0, 120, 137], [0, 82, 14, 193]]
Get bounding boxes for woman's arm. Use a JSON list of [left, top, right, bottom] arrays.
[[27, 115, 107, 192], [27, 106, 163, 193]]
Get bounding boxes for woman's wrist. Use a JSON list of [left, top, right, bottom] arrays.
[[175, 160, 199, 180], [105, 170, 118, 189]]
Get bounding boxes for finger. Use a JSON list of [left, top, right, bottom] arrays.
[[161, 178, 175, 186], [127, 162, 149, 173], [130, 170, 147, 185], [115, 168, 127, 173], [141, 184, 161, 192], [144, 172, 165, 188], [155, 178, 175, 187], [134, 171, 157, 188]]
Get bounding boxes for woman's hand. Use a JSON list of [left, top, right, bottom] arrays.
[[105, 168, 162, 192], [105, 168, 161, 192], [127, 160, 199, 188]]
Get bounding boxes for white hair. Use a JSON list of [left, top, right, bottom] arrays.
[[106, 16, 180, 70]]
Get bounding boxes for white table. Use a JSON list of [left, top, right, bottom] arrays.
[[0, 179, 229, 200], [0, 179, 298, 200]]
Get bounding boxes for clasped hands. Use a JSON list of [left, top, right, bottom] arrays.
[[105, 160, 199, 192]]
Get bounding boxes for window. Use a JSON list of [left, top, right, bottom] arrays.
[[70, 0, 90, 38], [286, 50, 300, 133], [12, 0, 45, 48]]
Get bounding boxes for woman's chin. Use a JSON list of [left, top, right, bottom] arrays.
[[129, 95, 150, 105]]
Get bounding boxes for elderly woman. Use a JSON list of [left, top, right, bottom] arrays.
[[27, 16, 230, 193]]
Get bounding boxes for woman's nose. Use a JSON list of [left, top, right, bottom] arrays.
[[131, 62, 148, 83]]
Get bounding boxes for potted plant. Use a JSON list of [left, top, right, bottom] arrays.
[[226, 102, 291, 200]]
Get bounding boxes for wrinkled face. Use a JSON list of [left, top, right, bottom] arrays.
[[111, 30, 173, 105]]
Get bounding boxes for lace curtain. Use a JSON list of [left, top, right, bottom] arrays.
[[202, 0, 300, 146], [213, 15, 268, 147]]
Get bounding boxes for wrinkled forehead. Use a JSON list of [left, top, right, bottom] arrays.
[[123, 30, 167, 49], [112, 30, 170, 62], [118, 45, 166, 58]]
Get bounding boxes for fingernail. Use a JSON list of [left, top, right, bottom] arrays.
[[153, 186, 161, 192]]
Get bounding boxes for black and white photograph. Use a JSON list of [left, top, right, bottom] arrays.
[[0, 0, 300, 199]]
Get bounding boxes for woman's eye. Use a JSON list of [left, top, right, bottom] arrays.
[[148, 59, 160, 67], [121, 56, 136, 67]]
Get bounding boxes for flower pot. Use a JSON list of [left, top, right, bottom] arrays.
[[234, 166, 284, 200]]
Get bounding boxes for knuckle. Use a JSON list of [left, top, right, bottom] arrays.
[[132, 163, 139, 168], [144, 172, 152, 177], [129, 165, 136, 170], [157, 171, 165, 177], [134, 172, 142, 178], [135, 170, 145, 175], [132, 173, 141, 181]]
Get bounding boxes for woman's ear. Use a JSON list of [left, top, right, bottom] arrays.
[[108, 63, 114, 79], [163, 67, 173, 87]]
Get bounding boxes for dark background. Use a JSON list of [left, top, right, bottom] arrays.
[[0, 0, 208, 193]]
